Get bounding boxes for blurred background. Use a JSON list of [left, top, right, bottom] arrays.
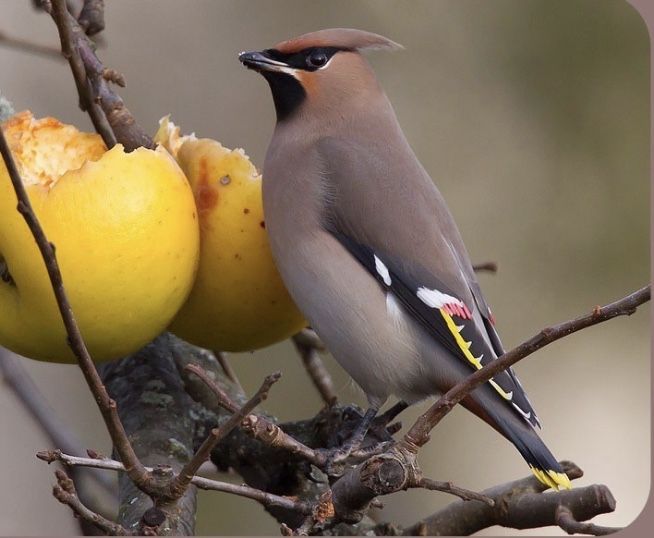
[[0, 0, 650, 535]]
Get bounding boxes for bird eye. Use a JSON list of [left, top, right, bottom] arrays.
[[307, 51, 328, 68]]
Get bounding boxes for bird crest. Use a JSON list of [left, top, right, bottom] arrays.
[[273, 28, 403, 54]]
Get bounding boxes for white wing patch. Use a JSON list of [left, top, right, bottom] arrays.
[[512, 402, 532, 420], [374, 255, 392, 286], [489, 379, 513, 401], [417, 287, 464, 309]]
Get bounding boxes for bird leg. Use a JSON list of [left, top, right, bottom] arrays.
[[325, 406, 379, 476], [375, 400, 409, 427]]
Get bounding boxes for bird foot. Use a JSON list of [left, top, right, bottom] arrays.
[[320, 404, 403, 478]]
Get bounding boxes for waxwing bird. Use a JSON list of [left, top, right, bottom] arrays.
[[239, 28, 571, 489]]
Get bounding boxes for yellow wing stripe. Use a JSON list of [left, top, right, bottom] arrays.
[[440, 309, 481, 367], [530, 466, 572, 490], [440, 312, 570, 491], [439, 310, 513, 401]]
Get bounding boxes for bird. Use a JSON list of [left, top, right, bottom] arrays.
[[239, 28, 570, 490]]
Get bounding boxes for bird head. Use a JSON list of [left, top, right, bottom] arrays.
[[239, 28, 402, 122]]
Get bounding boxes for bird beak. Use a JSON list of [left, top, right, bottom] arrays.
[[238, 50, 296, 75]]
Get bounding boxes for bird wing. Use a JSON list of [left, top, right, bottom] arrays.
[[316, 135, 540, 428]]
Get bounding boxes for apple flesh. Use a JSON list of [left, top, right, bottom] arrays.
[[0, 111, 200, 363]]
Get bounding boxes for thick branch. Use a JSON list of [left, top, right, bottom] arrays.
[[98, 335, 199, 535], [404, 462, 614, 535], [403, 285, 650, 449], [167, 370, 281, 499], [556, 505, 620, 536]]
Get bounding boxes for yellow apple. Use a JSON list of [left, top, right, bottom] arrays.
[[0, 111, 200, 363], [156, 118, 306, 351]]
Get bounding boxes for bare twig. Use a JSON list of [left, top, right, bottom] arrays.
[[184, 362, 326, 467], [76, 41, 153, 151], [184, 363, 240, 414], [403, 285, 650, 450], [0, 30, 63, 58], [166, 371, 282, 499], [416, 477, 494, 506], [0, 120, 150, 492], [472, 261, 498, 273], [49, 0, 116, 147], [49, 0, 153, 151], [555, 505, 620, 536], [193, 476, 311, 514], [292, 329, 337, 406], [215, 351, 244, 394], [39, 450, 311, 515], [52, 469, 127, 535], [240, 415, 326, 467]]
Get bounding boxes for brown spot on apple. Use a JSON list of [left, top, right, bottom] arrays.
[[195, 156, 219, 214]]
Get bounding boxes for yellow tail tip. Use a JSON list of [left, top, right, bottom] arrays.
[[530, 466, 572, 490]]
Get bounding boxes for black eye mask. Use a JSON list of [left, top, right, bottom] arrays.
[[263, 47, 345, 72]]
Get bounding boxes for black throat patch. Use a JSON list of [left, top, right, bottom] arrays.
[[262, 71, 307, 122]]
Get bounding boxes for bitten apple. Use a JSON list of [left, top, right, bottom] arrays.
[[156, 118, 306, 351], [0, 111, 200, 363]]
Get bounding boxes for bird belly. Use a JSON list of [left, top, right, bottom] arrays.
[[272, 229, 425, 407]]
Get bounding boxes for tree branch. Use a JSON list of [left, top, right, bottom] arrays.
[[48, 0, 153, 151], [402, 285, 650, 450], [0, 29, 63, 59], [555, 505, 620, 536], [403, 461, 616, 535], [323, 287, 647, 528], [167, 370, 281, 499], [98, 335, 200, 534], [38, 449, 312, 517], [472, 261, 498, 273], [52, 469, 128, 536], [416, 477, 494, 505], [184, 362, 326, 467], [48, 0, 116, 147], [214, 352, 244, 394], [293, 330, 337, 407]]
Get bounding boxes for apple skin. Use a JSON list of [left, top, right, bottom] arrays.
[[0, 112, 200, 363], [158, 120, 307, 352]]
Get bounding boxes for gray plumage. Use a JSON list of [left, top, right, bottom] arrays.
[[239, 28, 570, 489]]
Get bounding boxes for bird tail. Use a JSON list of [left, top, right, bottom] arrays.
[[492, 410, 571, 490]]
